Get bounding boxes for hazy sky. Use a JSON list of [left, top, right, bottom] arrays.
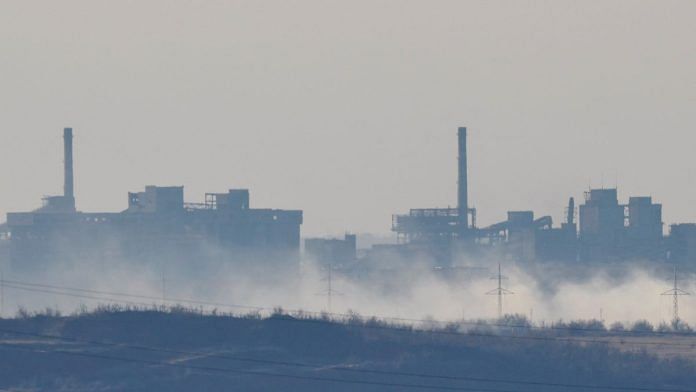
[[1, 1, 694, 236]]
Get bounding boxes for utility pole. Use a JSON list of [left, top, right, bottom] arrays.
[[486, 264, 514, 319], [661, 266, 690, 326]]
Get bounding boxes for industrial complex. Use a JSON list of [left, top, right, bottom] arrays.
[[386, 127, 695, 266], [0, 128, 302, 270], [310, 127, 696, 268], [1, 127, 695, 271]]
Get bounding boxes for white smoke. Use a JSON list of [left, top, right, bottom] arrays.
[[1, 249, 693, 328]]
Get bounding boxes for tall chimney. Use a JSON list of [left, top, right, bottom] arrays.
[[567, 197, 575, 225], [458, 127, 468, 236], [64, 127, 74, 200]]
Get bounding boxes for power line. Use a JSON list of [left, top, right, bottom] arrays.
[[265, 315, 696, 348], [0, 277, 667, 335], [0, 344, 519, 392], [0, 327, 693, 392], [3, 278, 696, 345], [4, 282, 696, 352], [1, 278, 263, 310], [3, 286, 696, 390], [3, 283, 160, 308]]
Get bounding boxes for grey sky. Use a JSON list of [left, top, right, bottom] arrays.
[[1, 1, 694, 236]]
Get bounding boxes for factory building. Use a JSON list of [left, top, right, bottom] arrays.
[[578, 190, 663, 261], [479, 205, 577, 263], [1, 125, 694, 270], [0, 128, 303, 270], [391, 127, 476, 264], [535, 198, 578, 262], [390, 126, 682, 266], [668, 224, 696, 265], [391, 127, 578, 264], [304, 234, 357, 266], [494, 211, 542, 261], [625, 196, 664, 259], [578, 189, 626, 261]]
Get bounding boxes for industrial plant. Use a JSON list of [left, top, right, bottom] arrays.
[[310, 127, 696, 268], [0, 128, 303, 270], [1, 126, 695, 271]]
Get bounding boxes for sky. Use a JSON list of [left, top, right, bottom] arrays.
[[0, 0, 694, 237]]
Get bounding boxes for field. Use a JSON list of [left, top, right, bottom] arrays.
[[1, 307, 695, 391]]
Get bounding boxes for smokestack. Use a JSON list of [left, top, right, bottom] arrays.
[[567, 197, 575, 225], [458, 127, 468, 236], [64, 127, 74, 200]]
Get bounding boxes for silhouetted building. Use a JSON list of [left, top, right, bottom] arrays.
[[625, 196, 663, 260], [579, 189, 625, 260], [578, 190, 663, 261], [390, 128, 678, 265], [392, 127, 476, 264], [668, 224, 696, 266], [305, 234, 357, 265], [0, 128, 303, 270], [482, 209, 576, 263], [2, 125, 694, 270], [535, 198, 578, 262]]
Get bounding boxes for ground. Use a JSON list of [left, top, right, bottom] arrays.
[[1, 308, 695, 391]]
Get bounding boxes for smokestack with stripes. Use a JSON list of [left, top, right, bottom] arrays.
[[458, 127, 469, 238]]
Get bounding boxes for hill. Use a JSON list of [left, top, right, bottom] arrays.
[[1, 307, 695, 391]]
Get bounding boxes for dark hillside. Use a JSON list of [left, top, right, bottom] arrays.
[[1, 309, 695, 391]]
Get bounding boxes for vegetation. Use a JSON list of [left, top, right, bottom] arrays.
[[0, 307, 695, 391]]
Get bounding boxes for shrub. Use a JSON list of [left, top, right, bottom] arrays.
[[631, 320, 654, 333]]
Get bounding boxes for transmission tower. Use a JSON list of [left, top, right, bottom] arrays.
[[317, 264, 343, 313], [486, 263, 514, 319], [661, 266, 690, 326]]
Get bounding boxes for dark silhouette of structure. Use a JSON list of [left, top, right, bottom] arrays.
[[458, 127, 470, 240], [2, 125, 696, 270], [391, 127, 476, 264], [668, 224, 696, 265], [579, 191, 663, 261], [0, 128, 302, 270], [390, 126, 694, 267], [305, 234, 357, 266], [38, 128, 77, 213]]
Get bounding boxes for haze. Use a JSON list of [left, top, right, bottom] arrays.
[[1, 0, 694, 237]]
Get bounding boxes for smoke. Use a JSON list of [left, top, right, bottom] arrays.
[[1, 246, 693, 328]]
